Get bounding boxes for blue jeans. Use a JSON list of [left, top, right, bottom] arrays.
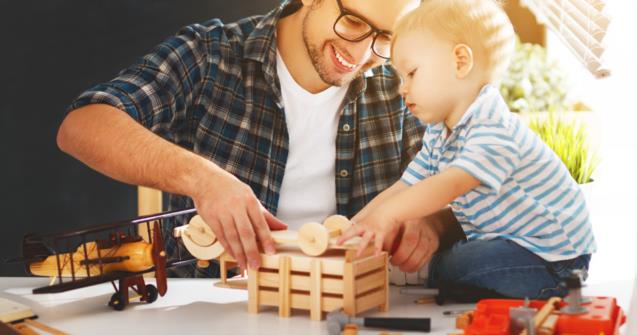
[[427, 238, 591, 299]]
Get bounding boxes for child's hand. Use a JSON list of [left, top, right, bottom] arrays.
[[337, 206, 402, 257]]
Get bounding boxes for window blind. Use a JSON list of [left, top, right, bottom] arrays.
[[520, 0, 611, 78]]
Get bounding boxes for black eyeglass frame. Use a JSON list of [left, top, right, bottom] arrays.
[[332, 0, 392, 60]]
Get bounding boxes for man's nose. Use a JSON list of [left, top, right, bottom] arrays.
[[399, 81, 409, 97]]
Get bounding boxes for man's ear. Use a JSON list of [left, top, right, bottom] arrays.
[[453, 44, 474, 79]]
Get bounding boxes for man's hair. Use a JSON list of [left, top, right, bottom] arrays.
[[391, 0, 515, 84]]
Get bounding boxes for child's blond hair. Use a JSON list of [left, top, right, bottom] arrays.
[[392, 0, 515, 84]]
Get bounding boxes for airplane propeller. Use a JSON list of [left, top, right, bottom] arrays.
[[151, 221, 167, 296]]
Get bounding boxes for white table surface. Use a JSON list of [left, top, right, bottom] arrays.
[[0, 277, 633, 335]]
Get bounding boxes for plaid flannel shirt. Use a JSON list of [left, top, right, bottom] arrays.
[[68, 2, 424, 277]]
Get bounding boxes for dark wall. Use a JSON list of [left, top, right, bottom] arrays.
[[0, 0, 280, 276]]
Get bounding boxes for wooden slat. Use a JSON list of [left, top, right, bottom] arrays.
[[355, 288, 386, 314], [257, 272, 343, 295], [345, 246, 375, 262], [354, 270, 385, 296], [352, 253, 386, 277], [381, 253, 389, 312], [278, 256, 291, 317], [261, 252, 345, 276], [258, 290, 343, 312], [343, 262, 355, 315], [248, 268, 259, 314], [310, 259, 322, 321]]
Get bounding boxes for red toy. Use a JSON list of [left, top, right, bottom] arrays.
[[461, 296, 625, 335], [456, 271, 627, 335]]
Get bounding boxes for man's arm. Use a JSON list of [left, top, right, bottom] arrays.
[[58, 104, 285, 271], [58, 105, 206, 196]]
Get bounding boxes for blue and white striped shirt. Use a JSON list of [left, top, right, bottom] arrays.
[[401, 85, 596, 261]]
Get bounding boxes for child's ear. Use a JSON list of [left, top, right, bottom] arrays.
[[453, 44, 474, 79]]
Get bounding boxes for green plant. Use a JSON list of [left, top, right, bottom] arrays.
[[500, 37, 569, 113], [527, 113, 599, 184]]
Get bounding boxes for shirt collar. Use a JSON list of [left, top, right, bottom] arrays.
[[426, 84, 497, 136], [243, 1, 292, 88]]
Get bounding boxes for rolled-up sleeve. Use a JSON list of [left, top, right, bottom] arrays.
[[449, 125, 520, 193], [67, 23, 216, 143]]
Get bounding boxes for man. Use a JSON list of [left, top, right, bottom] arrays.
[[57, 0, 463, 277]]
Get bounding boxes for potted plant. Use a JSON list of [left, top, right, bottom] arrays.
[[527, 112, 599, 204], [499, 37, 569, 114], [501, 36, 599, 199]]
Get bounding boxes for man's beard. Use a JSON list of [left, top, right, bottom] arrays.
[[301, 10, 369, 87]]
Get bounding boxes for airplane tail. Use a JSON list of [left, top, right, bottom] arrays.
[[3, 234, 53, 275]]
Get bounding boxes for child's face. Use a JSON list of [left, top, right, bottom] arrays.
[[393, 29, 458, 124]]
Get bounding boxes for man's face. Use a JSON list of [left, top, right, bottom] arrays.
[[301, 0, 420, 87]]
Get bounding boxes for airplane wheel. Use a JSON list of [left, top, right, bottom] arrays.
[[109, 291, 127, 311], [145, 284, 158, 304]]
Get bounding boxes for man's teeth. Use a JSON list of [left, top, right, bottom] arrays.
[[334, 49, 356, 70]]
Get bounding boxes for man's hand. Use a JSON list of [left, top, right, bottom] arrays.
[[192, 169, 287, 271], [390, 218, 440, 273]]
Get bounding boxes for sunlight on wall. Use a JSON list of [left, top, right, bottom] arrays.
[[545, 1, 637, 284]]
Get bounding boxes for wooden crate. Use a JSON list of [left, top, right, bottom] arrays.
[[246, 245, 388, 321]]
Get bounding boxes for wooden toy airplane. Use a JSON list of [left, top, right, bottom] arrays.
[[7, 208, 199, 310]]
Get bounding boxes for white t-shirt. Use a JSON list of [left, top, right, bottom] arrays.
[[275, 51, 349, 230]]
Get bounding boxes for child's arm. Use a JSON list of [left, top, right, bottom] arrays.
[[339, 167, 480, 255], [351, 180, 409, 222], [383, 167, 480, 223]]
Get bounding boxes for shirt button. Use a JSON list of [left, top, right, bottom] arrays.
[[342, 123, 351, 131], [339, 169, 349, 177]]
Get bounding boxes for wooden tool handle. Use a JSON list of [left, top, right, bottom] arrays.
[[520, 297, 561, 335]]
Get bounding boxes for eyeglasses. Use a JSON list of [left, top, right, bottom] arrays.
[[332, 0, 392, 60]]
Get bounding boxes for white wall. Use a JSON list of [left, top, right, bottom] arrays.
[[545, 1, 637, 285]]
